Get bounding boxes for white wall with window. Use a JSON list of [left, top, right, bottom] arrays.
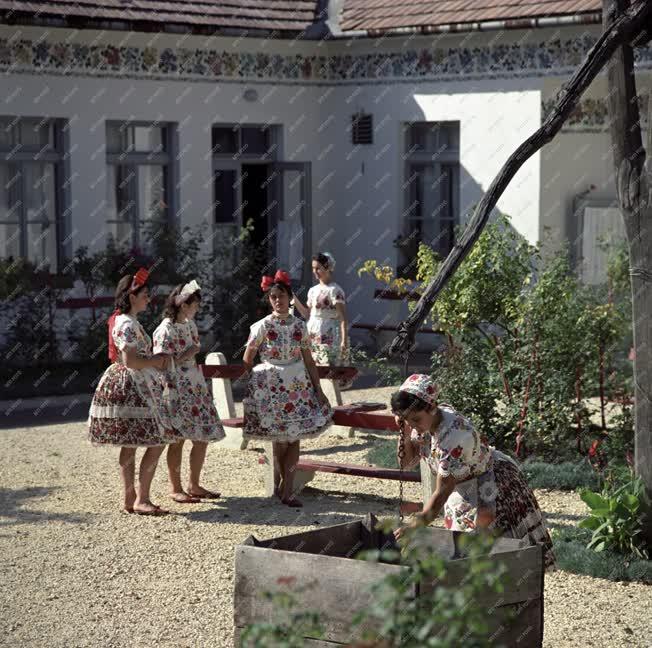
[[0, 117, 68, 271]]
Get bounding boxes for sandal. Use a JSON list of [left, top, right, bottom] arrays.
[[281, 498, 303, 508], [170, 493, 201, 504], [134, 506, 170, 516], [186, 489, 221, 499]]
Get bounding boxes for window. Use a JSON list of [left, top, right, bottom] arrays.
[[106, 122, 173, 252], [211, 125, 275, 158], [0, 117, 65, 270], [399, 121, 460, 279]]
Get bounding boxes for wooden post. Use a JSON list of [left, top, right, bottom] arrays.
[[603, 0, 652, 548], [320, 376, 356, 438], [420, 457, 435, 508], [205, 352, 247, 450]]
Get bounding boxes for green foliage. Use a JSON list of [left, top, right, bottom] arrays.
[[349, 347, 402, 387], [579, 474, 649, 559], [552, 525, 652, 583], [520, 460, 600, 491], [352, 523, 508, 648], [240, 584, 324, 647], [360, 214, 633, 461]]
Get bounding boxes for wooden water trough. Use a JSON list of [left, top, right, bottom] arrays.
[[234, 514, 544, 647]]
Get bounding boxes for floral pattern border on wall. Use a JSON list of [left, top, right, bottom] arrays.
[[542, 93, 650, 131], [0, 34, 651, 84]]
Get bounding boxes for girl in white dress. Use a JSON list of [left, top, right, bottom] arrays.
[[88, 269, 178, 516], [153, 280, 226, 503], [291, 252, 351, 387], [242, 269, 332, 507]]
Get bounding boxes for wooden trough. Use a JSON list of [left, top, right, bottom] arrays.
[[234, 514, 544, 647]]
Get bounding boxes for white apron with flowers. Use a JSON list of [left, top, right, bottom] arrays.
[[152, 317, 225, 442], [243, 314, 332, 441], [306, 282, 348, 365]]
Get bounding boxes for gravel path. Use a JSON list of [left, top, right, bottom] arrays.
[[1, 387, 650, 648]]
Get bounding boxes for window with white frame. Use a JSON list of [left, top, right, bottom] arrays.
[[399, 121, 460, 279], [105, 122, 174, 252], [0, 117, 66, 270]]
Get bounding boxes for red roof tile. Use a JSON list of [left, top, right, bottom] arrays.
[[0, 0, 320, 32], [340, 0, 602, 32]]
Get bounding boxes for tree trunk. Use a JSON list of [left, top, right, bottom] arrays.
[[603, 0, 652, 547]]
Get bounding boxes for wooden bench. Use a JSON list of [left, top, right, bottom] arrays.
[[202, 355, 436, 505]]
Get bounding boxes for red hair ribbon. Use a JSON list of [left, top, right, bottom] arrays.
[[130, 267, 149, 292], [260, 269, 291, 292], [107, 308, 121, 363]]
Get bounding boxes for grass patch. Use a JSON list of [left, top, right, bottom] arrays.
[[552, 526, 652, 583], [521, 460, 600, 491], [366, 439, 419, 475]]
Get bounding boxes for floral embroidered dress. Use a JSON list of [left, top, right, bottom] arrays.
[[243, 313, 332, 441], [88, 314, 180, 447], [152, 318, 225, 442], [306, 282, 348, 365], [409, 404, 555, 568]]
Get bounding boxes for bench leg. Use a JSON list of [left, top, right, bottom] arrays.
[[206, 351, 247, 450], [262, 443, 276, 497], [291, 467, 316, 496], [320, 377, 355, 437]]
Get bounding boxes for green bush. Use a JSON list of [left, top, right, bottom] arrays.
[[579, 474, 649, 559]]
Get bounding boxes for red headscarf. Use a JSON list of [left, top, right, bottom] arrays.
[[107, 268, 150, 362], [260, 269, 291, 292]]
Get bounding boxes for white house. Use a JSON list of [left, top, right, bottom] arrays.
[[0, 0, 646, 346]]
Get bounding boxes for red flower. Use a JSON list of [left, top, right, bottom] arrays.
[[444, 516, 452, 529], [450, 446, 463, 459], [426, 386, 434, 394], [180, 340, 186, 346], [191, 406, 200, 417], [284, 402, 295, 413], [588, 439, 600, 457], [267, 330, 278, 341], [292, 329, 303, 341]]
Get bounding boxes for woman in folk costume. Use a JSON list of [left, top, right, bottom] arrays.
[[291, 252, 352, 388], [242, 269, 333, 507], [152, 280, 225, 504], [392, 374, 555, 568], [88, 269, 180, 516]]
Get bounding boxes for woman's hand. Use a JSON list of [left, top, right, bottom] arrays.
[[394, 512, 429, 540]]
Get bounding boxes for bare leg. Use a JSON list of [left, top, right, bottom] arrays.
[[187, 441, 220, 497], [281, 441, 302, 507], [167, 440, 198, 503], [119, 447, 137, 512], [273, 442, 287, 499], [134, 445, 167, 513]]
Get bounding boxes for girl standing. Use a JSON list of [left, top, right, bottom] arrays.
[[88, 269, 178, 516], [242, 269, 332, 507], [291, 253, 351, 387], [153, 280, 225, 503], [391, 374, 555, 568]]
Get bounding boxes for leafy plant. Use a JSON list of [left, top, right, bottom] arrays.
[[352, 523, 508, 648], [579, 475, 649, 559]]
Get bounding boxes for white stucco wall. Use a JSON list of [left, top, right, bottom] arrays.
[[4, 21, 632, 341]]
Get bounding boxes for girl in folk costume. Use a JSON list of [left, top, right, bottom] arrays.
[[392, 374, 555, 569], [152, 280, 225, 503], [291, 252, 351, 387], [88, 269, 180, 516], [242, 270, 333, 507]]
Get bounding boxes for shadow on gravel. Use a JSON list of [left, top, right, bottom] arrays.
[[0, 486, 89, 529]]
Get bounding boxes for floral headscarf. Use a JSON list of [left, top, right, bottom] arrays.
[[398, 373, 439, 408]]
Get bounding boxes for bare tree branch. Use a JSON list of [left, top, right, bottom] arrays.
[[389, 0, 652, 357]]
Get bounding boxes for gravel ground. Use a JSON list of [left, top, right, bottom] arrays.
[[1, 386, 651, 648]]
